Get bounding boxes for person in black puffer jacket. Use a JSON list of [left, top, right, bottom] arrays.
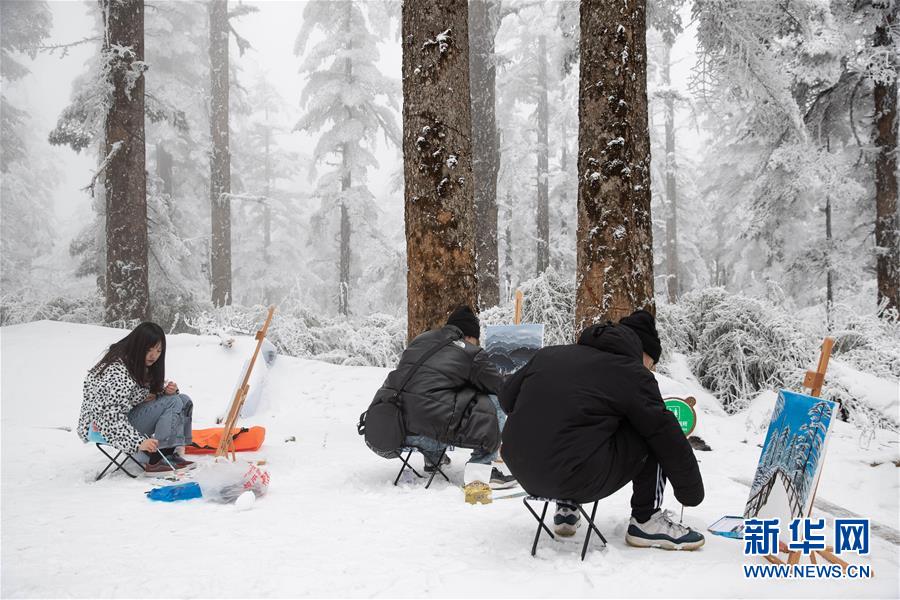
[[371, 305, 516, 490], [500, 310, 706, 550]]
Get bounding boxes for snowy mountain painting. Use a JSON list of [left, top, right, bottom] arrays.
[[484, 324, 544, 376], [744, 390, 838, 522]]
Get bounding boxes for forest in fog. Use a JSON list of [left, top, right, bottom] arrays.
[[1, 0, 897, 414]]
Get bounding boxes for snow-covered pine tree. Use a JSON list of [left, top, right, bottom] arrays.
[[231, 67, 306, 306], [401, 0, 477, 340], [0, 1, 57, 292], [294, 0, 400, 317], [576, 0, 655, 328], [495, 3, 571, 277], [692, 0, 895, 316]]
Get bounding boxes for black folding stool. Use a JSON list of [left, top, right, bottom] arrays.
[[523, 496, 608, 560], [393, 446, 450, 489], [88, 429, 143, 481]]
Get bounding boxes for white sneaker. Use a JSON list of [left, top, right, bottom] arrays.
[[553, 502, 581, 537], [625, 510, 705, 550]]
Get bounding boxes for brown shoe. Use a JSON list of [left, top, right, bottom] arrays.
[[170, 455, 195, 470], [143, 461, 177, 476]]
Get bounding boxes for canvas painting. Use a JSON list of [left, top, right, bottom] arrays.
[[483, 324, 544, 376], [743, 390, 838, 524]]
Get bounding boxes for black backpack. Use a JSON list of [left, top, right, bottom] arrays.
[[357, 337, 455, 459]]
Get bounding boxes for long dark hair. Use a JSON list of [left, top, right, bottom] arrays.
[[94, 322, 166, 393]]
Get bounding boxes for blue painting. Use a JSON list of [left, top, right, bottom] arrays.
[[744, 390, 837, 521], [483, 324, 544, 376]]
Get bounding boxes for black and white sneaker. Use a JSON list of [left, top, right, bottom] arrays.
[[488, 467, 517, 490], [424, 454, 451, 473], [553, 502, 581, 537], [625, 509, 705, 550]]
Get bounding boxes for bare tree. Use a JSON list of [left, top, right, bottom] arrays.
[[103, 0, 149, 322], [402, 0, 477, 341], [575, 0, 655, 329]]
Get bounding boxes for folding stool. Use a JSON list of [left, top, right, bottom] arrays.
[[393, 446, 450, 489], [522, 496, 608, 560]]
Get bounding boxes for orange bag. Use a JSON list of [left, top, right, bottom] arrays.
[[185, 426, 266, 454]]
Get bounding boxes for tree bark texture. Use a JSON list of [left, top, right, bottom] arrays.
[[209, 0, 232, 307], [103, 0, 149, 323], [469, 0, 500, 308], [403, 0, 477, 341], [536, 33, 550, 275], [874, 0, 899, 314], [575, 0, 655, 330], [663, 40, 679, 303]]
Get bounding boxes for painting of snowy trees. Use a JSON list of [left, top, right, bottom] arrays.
[[744, 390, 838, 521]]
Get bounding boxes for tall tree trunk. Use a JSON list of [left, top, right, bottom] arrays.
[[103, 0, 149, 323], [469, 0, 500, 308], [156, 142, 173, 197], [554, 119, 570, 273], [402, 0, 477, 341], [536, 33, 550, 275], [339, 145, 351, 316], [209, 0, 232, 307], [575, 0, 654, 329], [662, 40, 679, 303], [339, 6, 352, 317], [826, 192, 834, 330], [262, 117, 272, 304], [504, 196, 514, 301], [874, 0, 899, 314]]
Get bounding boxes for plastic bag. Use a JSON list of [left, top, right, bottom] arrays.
[[193, 460, 270, 503], [146, 482, 203, 502]]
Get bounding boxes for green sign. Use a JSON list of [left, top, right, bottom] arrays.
[[664, 398, 696, 436]]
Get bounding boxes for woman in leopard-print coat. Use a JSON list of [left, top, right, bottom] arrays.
[[77, 322, 194, 471]]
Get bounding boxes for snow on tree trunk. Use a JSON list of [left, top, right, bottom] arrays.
[[536, 33, 550, 275], [575, 0, 655, 329], [103, 0, 149, 323], [469, 0, 500, 309], [873, 0, 899, 314], [209, 0, 232, 307], [402, 0, 477, 341], [662, 40, 679, 303]]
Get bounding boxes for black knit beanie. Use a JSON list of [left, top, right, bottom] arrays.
[[619, 309, 662, 364], [446, 305, 480, 339]]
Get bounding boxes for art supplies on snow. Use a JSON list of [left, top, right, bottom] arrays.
[[193, 460, 270, 503], [185, 426, 266, 454], [708, 515, 745, 539], [146, 482, 202, 502]]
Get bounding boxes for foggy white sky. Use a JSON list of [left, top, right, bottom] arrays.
[[17, 0, 700, 248]]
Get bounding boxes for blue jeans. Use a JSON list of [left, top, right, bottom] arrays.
[[404, 394, 505, 467], [128, 393, 193, 449]]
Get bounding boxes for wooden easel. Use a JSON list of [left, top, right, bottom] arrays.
[[215, 306, 276, 460], [764, 337, 852, 570], [514, 289, 523, 325]]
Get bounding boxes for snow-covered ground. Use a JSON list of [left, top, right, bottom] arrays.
[[1, 321, 898, 598]]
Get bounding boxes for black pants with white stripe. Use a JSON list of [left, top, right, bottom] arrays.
[[578, 422, 665, 521]]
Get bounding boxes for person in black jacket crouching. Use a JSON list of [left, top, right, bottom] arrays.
[[374, 305, 516, 492], [499, 310, 705, 550]]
